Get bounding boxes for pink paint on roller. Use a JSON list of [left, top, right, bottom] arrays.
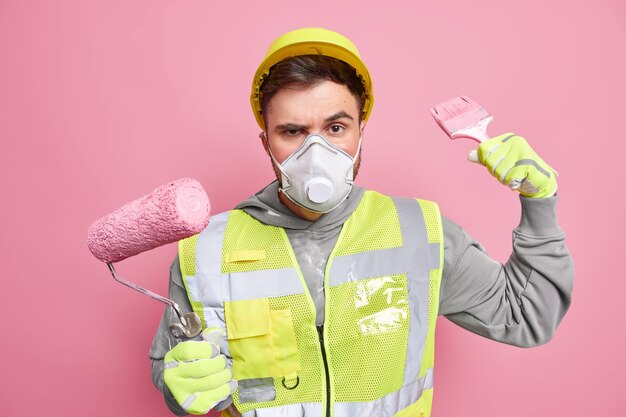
[[87, 178, 210, 263]]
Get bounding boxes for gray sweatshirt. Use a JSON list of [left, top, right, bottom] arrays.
[[150, 181, 574, 415]]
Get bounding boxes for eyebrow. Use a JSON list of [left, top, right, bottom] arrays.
[[276, 122, 306, 131], [275, 111, 355, 131], [325, 111, 354, 122]]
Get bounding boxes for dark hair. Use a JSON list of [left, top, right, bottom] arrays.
[[259, 55, 365, 126]]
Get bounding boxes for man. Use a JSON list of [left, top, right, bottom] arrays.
[[150, 28, 573, 417]]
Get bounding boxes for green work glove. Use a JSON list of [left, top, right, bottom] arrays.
[[164, 327, 237, 415], [469, 133, 558, 198]]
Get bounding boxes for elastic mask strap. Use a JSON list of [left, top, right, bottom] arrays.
[[264, 132, 293, 190], [353, 132, 363, 163], [345, 132, 362, 185]]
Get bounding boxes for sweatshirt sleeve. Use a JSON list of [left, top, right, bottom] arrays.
[[149, 255, 190, 416], [438, 195, 574, 347]]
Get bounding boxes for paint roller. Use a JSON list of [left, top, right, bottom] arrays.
[[87, 178, 210, 339]]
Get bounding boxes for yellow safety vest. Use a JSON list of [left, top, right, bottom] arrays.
[[179, 191, 444, 417]]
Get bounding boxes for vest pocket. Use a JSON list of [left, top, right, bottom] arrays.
[[225, 298, 301, 381], [269, 309, 300, 376]]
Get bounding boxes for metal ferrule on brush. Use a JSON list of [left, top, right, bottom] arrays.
[[450, 115, 493, 142]]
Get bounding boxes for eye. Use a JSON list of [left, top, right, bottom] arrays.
[[328, 124, 345, 135], [284, 129, 302, 137]]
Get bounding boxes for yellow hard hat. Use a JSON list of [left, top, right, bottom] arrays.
[[251, 27, 374, 130]]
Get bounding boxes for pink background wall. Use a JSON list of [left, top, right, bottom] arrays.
[[2, 0, 624, 415]]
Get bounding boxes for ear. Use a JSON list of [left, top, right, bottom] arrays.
[[259, 131, 270, 156], [360, 120, 367, 134]]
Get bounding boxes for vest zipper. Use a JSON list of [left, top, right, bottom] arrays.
[[317, 325, 331, 417]]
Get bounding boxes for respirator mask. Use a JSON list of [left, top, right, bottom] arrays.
[[268, 133, 361, 214]]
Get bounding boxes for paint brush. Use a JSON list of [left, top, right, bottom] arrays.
[[430, 95, 493, 143]]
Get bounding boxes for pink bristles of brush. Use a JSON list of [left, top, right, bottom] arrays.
[[430, 95, 493, 143]]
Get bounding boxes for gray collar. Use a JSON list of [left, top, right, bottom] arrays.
[[235, 181, 365, 232]]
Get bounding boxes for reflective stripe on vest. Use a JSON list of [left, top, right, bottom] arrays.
[[240, 402, 322, 417], [333, 367, 434, 417], [179, 191, 444, 417], [234, 371, 435, 417], [179, 211, 232, 358]]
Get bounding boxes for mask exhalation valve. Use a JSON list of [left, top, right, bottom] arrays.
[[306, 177, 334, 203]]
